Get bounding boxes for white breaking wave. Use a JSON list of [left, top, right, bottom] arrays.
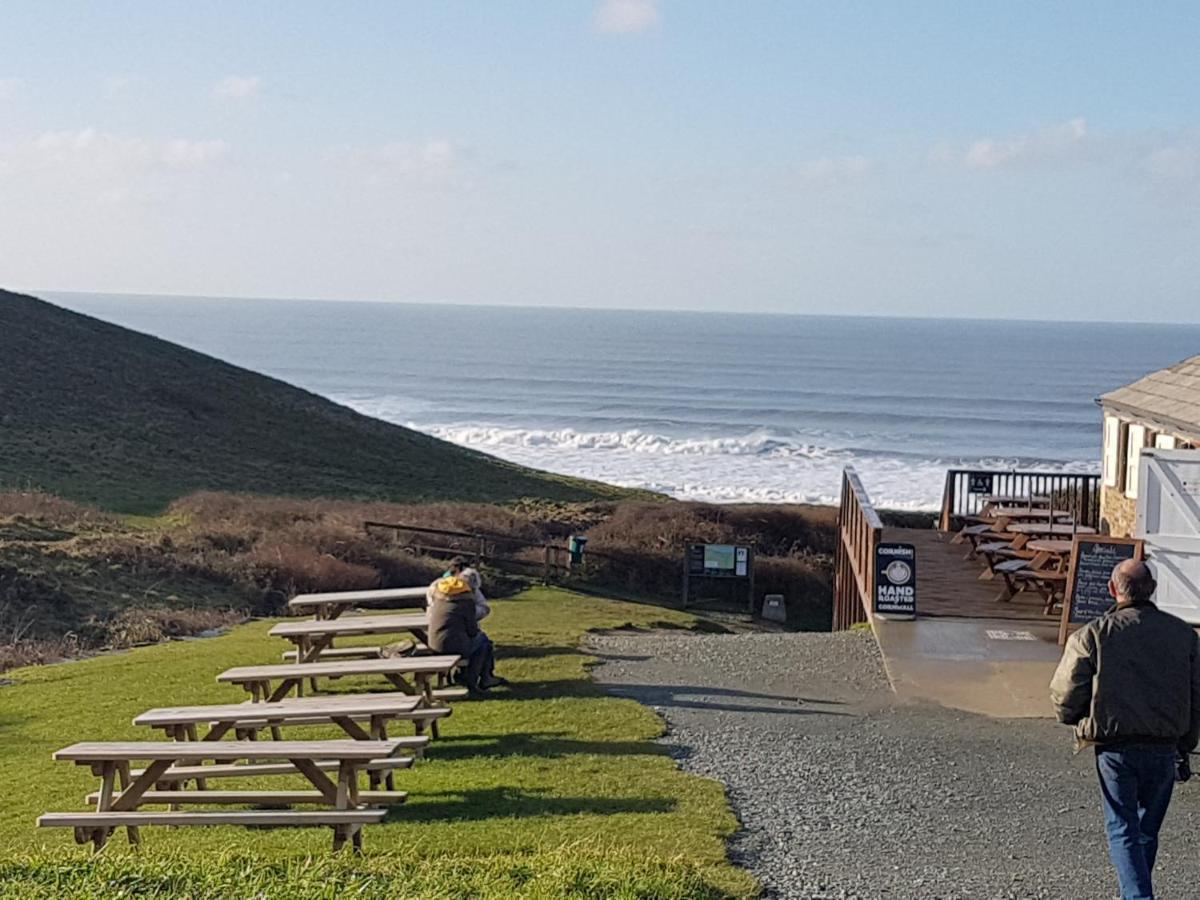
[[333, 399, 1098, 510]]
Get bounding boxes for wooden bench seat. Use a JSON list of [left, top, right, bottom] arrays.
[[40, 809, 385, 850], [85, 789, 408, 806], [40, 809, 385, 828], [282, 646, 383, 662], [130, 756, 415, 782]]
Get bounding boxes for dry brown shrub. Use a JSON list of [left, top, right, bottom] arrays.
[[0, 490, 116, 527], [106, 606, 246, 646], [242, 542, 381, 595]]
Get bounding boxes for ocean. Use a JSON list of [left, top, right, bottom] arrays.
[[45, 293, 1200, 510]]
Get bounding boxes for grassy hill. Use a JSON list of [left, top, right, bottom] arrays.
[[0, 289, 643, 514]]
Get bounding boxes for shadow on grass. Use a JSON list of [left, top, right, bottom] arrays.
[[388, 786, 675, 824], [429, 730, 672, 762]]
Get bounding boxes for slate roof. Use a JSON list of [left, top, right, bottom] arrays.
[[1099, 355, 1200, 435]]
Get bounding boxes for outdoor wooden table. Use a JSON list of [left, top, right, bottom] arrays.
[[217, 655, 462, 706], [288, 587, 428, 621], [270, 612, 430, 664], [991, 549, 1070, 613], [39, 739, 406, 851], [135, 694, 442, 741], [1006, 523, 1097, 537]]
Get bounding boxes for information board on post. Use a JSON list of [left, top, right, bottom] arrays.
[[1057, 536, 1144, 645], [683, 543, 754, 613], [874, 542, 917, 619]]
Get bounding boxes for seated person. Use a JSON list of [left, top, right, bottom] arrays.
[[426, 574, 493, 698], [445, 558, 506, 688]]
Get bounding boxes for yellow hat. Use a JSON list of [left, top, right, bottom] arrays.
[[435, 576, 473, 596]]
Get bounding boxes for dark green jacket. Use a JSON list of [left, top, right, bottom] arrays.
[[1050, 601, 1200, 751]]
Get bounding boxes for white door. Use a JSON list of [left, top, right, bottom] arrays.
[[1137, 449, 1200, 624]]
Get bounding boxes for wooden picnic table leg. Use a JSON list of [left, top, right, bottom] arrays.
[[288, 759, 340, 804], [412, 674, 442, 738], [267, 678, 300, 703], [367, 715, 384, 790], [115, 762, 141, 846], [383, 673, 416, 695], [203, 720, 235, 742], [112, 759, 175, 812], [166, 726, 187, 808], [91, 761, 117, 850], [994, 571, 1018, 603], [183, 724, 209, 790]]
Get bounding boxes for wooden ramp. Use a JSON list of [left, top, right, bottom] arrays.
[[885, 526, 1050, 622]]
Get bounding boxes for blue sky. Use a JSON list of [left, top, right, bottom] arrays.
[[1, 1, 1198, 320]]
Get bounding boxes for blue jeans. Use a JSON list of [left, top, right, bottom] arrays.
[[1096, 745, 1177, 900], [465, 631, 494, 688]]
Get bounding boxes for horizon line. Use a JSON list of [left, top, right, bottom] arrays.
[[31, 286, 1200, 329]]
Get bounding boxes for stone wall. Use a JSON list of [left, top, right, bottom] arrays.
[[1101, 485, 1136, 537]]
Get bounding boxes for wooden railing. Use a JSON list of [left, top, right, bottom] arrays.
[[937, 470, 1102, 532], [833, 467, 883, 631], [363, 522, 571, 581]]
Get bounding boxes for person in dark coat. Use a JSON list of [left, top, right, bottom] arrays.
[[426, 575, 494, 698]]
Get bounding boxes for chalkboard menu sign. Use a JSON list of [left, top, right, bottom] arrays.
[[1057, 536, 1144, 645], [967, 473, 994, 495]]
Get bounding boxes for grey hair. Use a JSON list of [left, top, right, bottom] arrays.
[[1112, 561, 1156, 604]]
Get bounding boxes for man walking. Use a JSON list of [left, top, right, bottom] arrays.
[[1051, 560, 1200, 900]]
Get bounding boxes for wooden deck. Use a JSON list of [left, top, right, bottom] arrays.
[[885, 526, 1050, 622]]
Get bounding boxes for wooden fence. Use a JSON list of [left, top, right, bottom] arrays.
[[832, 467, 882, 631], [363, 521, 571, 581], [937, 470, 1101, 533]]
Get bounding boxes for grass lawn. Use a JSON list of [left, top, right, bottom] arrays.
[[0, 588, 755, 898]]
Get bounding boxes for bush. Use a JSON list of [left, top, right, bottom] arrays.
[[0, 490, 115, 527]]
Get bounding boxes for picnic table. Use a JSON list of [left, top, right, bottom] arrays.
[[288, 587, 427, 620], [270, 612, 430, 664], [990, 548, 1071, 613], [38, 739, 407, 851], [134, 695, 437, 789], [217, 655, 462, 707]]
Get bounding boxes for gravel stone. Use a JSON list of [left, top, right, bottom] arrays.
[[587, 630, 1200, 899]]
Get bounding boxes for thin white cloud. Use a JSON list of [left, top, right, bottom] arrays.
[[1143, 143, 1200, 183], [331, 138, 464, 184], [963, 118, 1089, 170], [0, 129, 227, 187], [593, 0, 660, 35], [0, 77, 22, 100], [212, 75, 261, 101]]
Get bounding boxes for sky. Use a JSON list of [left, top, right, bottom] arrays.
[[1, 1, 1199, 321]]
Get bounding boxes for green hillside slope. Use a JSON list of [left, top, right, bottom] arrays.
[[0, 289, 641, 513]]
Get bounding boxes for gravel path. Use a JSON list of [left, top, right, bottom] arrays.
[[587, 630, 1200, 899]]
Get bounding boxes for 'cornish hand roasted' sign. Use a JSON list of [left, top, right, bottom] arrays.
[[875, 542, 917, 618]]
